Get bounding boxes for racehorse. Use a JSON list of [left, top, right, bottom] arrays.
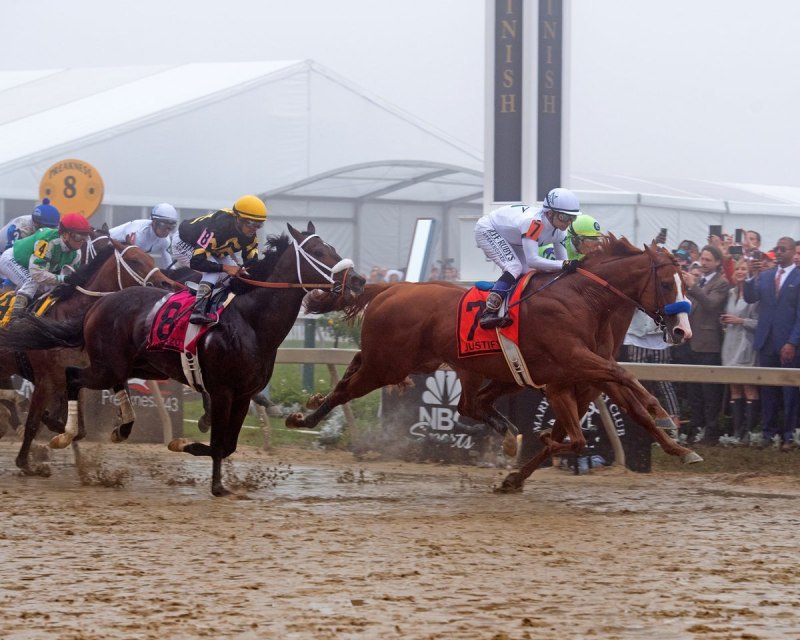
[[288, 236, 702, 488], [0, 223, 365, 495], [0, 235, 178, 474]]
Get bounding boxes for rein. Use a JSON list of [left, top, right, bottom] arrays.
[[508, 252, 681, 332], [235, 234, 354, 295]]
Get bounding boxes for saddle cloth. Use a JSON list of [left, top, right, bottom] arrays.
[[456, 273, 530, 358], [146, 290, 220, 353]]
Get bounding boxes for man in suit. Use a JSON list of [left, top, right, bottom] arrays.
[[684, 245, 730, 445], [744, 236, 800, 451]]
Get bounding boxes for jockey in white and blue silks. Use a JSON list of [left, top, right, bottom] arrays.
[[473, 187, 582, 329]]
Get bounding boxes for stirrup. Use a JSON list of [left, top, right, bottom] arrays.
[[189, 310, 215, 325], [480, 312, 512, 330]]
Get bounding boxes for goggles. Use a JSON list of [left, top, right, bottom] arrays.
[[153, 219, 177, 229], [554, 211, 578, 223], [240, 219, 264, 230]]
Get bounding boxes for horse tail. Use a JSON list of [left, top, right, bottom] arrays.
[[0, 312, 86, 351]]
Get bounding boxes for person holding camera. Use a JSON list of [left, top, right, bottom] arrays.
[[743, 236, 800, 451]]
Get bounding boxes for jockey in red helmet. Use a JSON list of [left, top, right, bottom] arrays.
[[0, 212, 90, 322]]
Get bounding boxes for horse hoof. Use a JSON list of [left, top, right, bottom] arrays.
[[168, 438, 191, 452], [285, 413, 304, 428], [493, 474, 524, 494], [502, 431, 518, 458], [681, 451, 703, 464], [110, 428, 123, 443], [212, 485, 232, 497], [197, 414, 211, 433], [49, 433, 73, 449]]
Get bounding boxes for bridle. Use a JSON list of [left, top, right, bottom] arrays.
[[575, 250, 690, 333], [235, 234, 355, 295], [75, 237, 161, 297]]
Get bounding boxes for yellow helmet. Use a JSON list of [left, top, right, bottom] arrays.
[[232, 195, 267, 221]]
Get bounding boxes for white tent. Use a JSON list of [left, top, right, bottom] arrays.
[[0, 60, 483, 272], [2, 61, 799, 280]]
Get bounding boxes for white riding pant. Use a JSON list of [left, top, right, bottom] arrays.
[[174, 240, 236, 286], [0, 248, 37, 298], [474, 218, 525, 279]]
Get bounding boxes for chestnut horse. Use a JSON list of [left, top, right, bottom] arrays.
[[0, 223, 365, 496], [0, 236, 178, 474], [289, 236, 701, 488]]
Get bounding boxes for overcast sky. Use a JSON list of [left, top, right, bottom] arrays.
[[1, 0, 798, 187]]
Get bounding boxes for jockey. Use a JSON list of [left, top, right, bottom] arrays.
[[108, 202, 178, 269], [0, 198, 61, 251], [473, 187, 581, 329], [565, 214, 604, 260], [174, 195, 266, 325], [0, 212, 90, 321], [0, 199, 61, 290]]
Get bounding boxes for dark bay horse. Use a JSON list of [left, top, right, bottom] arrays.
[[0, 223, 365, 495], [0, 237, 178, 474], [289, 236, 701, 488]]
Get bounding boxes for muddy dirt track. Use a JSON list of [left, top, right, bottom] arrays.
[[1, 439, 799, 640]]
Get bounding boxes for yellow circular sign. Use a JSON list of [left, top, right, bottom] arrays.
[[38, 159, 104, 219]]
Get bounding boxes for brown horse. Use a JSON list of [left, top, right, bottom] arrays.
[[0, 236, 178, 474], [0, 223, 365, 496], [288, 236, 701, 488]]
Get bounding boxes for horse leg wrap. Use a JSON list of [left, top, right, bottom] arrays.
[[115, 390, 136, 425], [50, 400, 79, 449]]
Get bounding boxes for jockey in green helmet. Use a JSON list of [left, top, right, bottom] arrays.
[[565, 214, 603, 261]]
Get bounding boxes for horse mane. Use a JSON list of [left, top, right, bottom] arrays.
[[49, 243, 118, 301], [228, 233, 292, 294]]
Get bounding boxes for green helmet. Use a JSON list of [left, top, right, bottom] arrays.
[[566, 215, 603, 259], [568, 214, 602, 239]]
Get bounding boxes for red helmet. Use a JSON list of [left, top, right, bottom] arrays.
[[59, 212, 92, 234]]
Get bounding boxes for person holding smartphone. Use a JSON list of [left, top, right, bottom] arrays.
[[683, 244, 729, 445]]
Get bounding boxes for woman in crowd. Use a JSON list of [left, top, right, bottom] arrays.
[[720, 257, 760, 444]]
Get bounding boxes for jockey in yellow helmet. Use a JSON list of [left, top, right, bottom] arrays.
[[174, 195, 267, 324]]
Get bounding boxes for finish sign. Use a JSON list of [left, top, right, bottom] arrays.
[[38, 159, 104, 218]]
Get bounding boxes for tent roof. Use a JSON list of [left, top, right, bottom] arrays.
[[572, 172, 800, 207], [0, 60, 482, 207], [263, 160, 483, 206]]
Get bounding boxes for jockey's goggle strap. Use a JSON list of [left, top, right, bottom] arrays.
[[294, 234, 354, 294]]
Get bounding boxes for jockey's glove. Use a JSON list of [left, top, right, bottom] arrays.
[[562, 259, 582, 273]]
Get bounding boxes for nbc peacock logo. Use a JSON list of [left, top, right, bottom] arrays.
[[414, 370, 461, 433]]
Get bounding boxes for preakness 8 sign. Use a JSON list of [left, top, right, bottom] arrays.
[[39, 159, 104, 218]]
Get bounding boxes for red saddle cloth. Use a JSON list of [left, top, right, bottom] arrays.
[[147, 290, 216, 353], [456, 275, 528, 358]]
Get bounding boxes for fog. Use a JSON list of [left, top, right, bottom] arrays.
[[1, 0, 798, 187]]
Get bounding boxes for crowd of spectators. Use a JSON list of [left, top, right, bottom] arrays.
[[640, 228, 800, 450], [366, 259, 461, 284]]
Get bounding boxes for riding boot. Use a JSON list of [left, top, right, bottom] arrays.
[[7, 293, 30, 323], [189, 282, 213, 325], [480, 291, 512, 330], [742, 400, 756, 445], [730, 398, 745, 442]]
